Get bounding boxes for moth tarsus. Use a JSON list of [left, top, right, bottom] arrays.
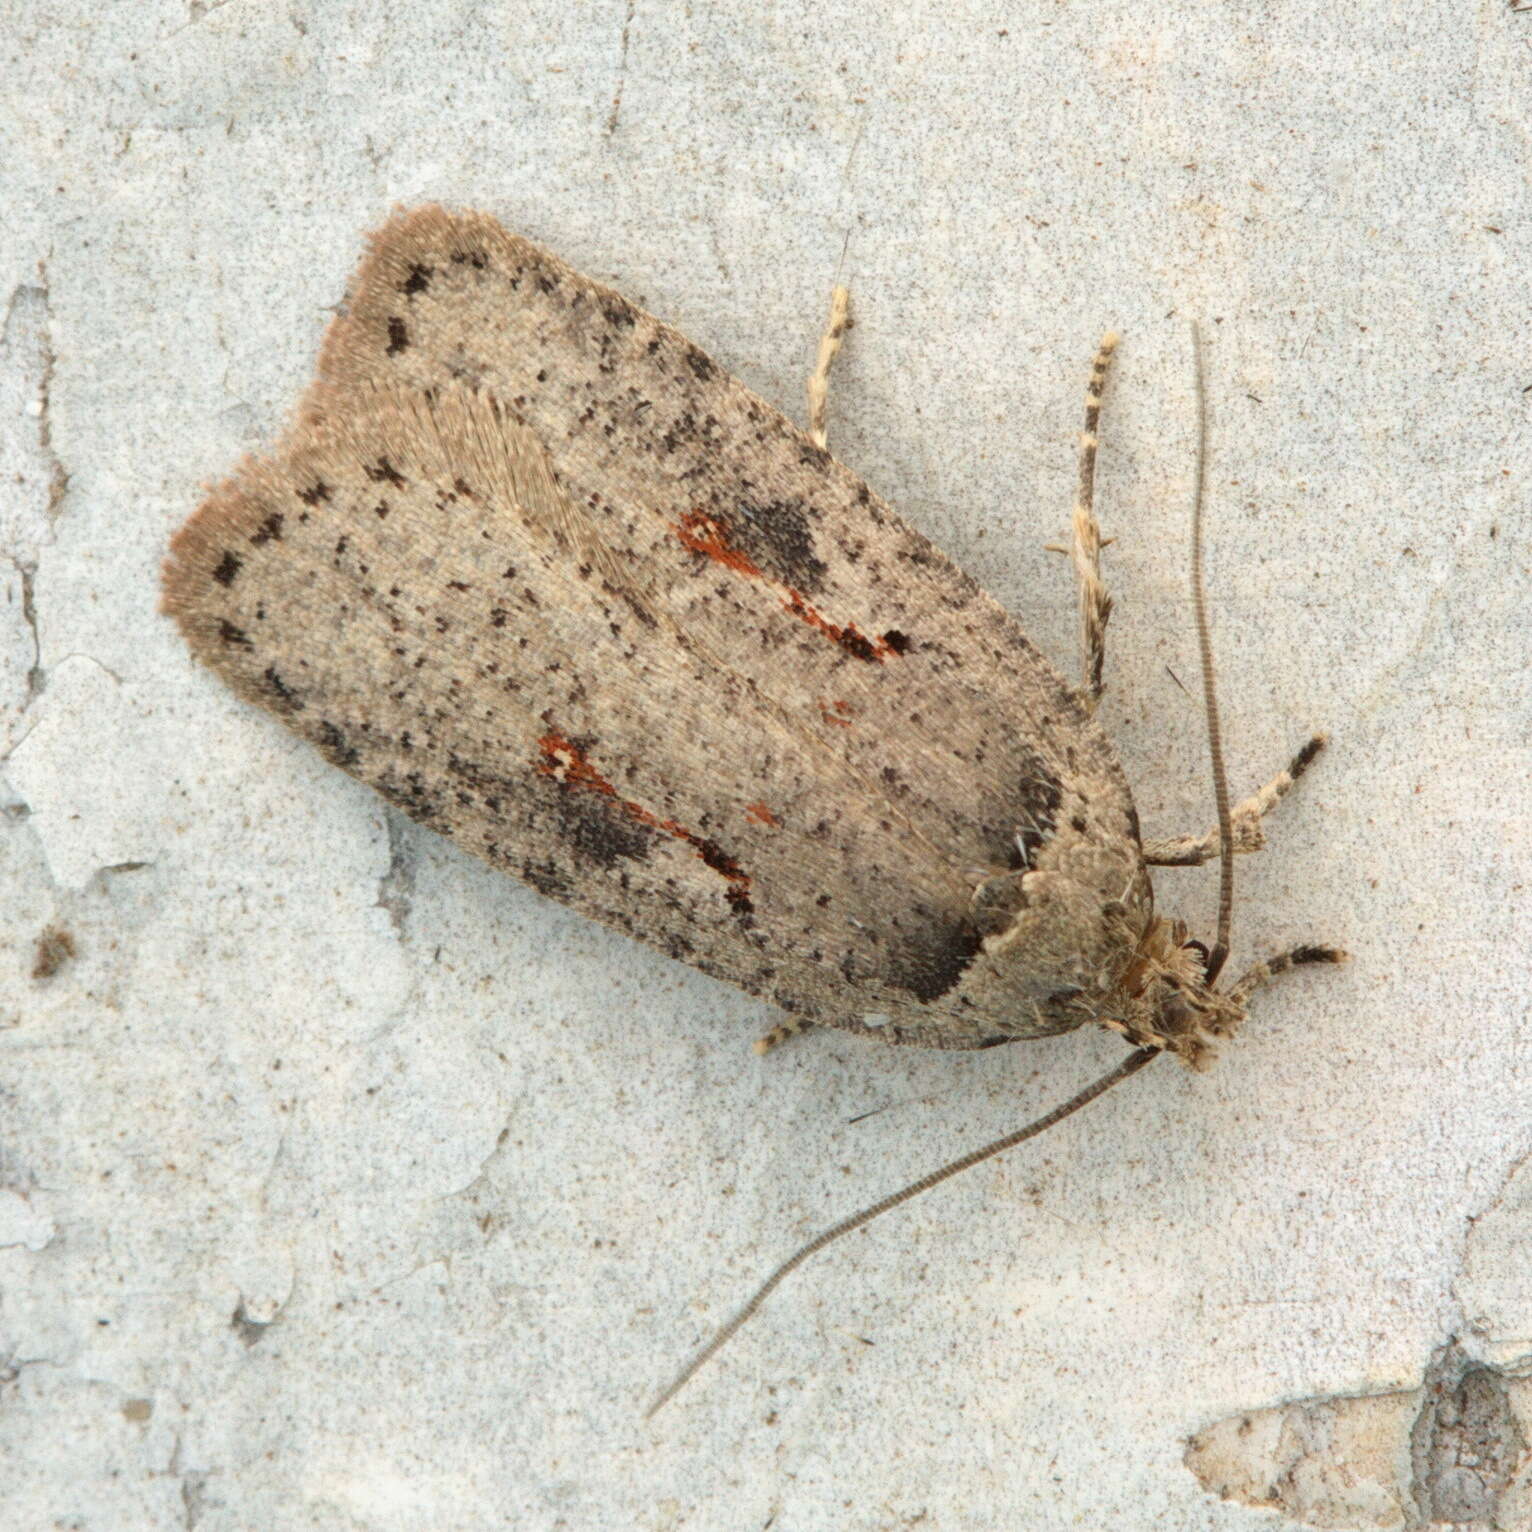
[[806, 284, 851, 453], [1070, 330, 1118, 711]]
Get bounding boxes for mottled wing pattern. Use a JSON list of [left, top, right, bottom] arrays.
[[164, 207, 1148, 1047]]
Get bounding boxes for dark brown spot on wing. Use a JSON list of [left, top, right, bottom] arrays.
[[522, 859, 572, 899], [601, 296, 636, 329], [733, 499, 826, 593], [883, 905, 983, 1002], [676, 511, 908, 665], [316, 720, 359, 768], [534, 731, 753, 917], [249, 512, 284, 546], [263, 667, 303, 710], [365, 457, 407, 487], [375, 768, 446, 829]]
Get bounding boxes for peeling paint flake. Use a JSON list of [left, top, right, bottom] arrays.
[[1186, 1341, 1532, 1529]]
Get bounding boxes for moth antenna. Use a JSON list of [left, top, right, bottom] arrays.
[[1189, 322, 1235, 982], [645, 1045, 1158, 1417], [834, 226, 852, 286]]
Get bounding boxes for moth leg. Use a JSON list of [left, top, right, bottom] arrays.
[[1227, 943, 1347, 1006], [806, 285, 851, 451], [754, 1015, 814, 1055], [1143, 733, 1327, 866], [1070, 334, 1119, 711]]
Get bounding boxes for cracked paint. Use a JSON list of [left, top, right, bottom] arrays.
[[1185, 1341, 1532, 1528], [604, 0, 636, 136], [230, 1296, 276, 1348], [0, 1187, 56, 1252], [375, 808, 419, 936], [29, 922, 75, 980], [1459, 1148, 1532, 1368], [0, 278, 66, 754], [5, 659, 162, 888], [1411, 1341, 1528, 1526], [0, 277, 69, 544]]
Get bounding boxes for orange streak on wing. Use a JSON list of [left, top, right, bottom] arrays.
[[676, 511, 903, 663], [536, 731, 753, 914]]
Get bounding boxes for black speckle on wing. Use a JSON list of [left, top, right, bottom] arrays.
[[733, 497, 828, 594], [522, 859, 573, 899], [542, 773, 652, 870], [316, 720, 360, 768], [375, 769, 447, 830]]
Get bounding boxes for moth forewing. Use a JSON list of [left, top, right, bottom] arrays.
[[165, 205, 1153, 1053]]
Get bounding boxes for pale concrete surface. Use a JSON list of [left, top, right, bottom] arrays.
[[1, 2, 1529, 1528]]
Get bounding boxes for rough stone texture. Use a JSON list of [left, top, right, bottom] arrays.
[[0, 3, 1527, 1528], [1187, 1341, 1532, 1529]]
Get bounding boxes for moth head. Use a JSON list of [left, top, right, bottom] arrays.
[[1106, 916, 1246, 1070]]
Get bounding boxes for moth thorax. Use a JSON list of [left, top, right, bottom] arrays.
[[1106, 916, 1247, 1069]]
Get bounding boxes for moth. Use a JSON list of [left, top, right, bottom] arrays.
[[163, 207, 1342, 1405]]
